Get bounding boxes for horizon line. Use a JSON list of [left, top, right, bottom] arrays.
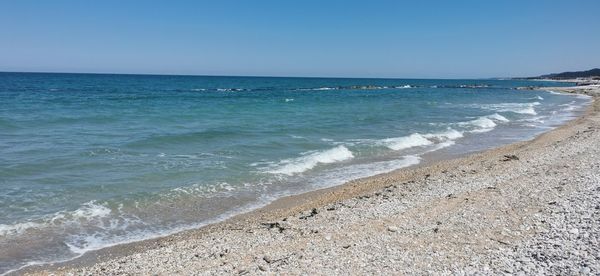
[[0, 70, 511, 80]]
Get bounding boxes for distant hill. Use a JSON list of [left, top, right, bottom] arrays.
[[530, 68, 600, 80]]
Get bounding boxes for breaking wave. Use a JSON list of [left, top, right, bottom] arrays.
[[477, 102, 540, 115], [375, 114, 508, 153], [424, 128, 465, 141], [381, 133, 433, 151], [458, 113, 510, 133], [265, 145, 354, 175], [379, 128, 465, 152]]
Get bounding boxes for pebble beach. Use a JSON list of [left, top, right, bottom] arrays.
[[24, 81, 600, 275]]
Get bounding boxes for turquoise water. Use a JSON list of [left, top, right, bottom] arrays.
[[0, 73, 590, 273]]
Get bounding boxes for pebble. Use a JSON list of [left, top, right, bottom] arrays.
[[569, 228, 579, 235]]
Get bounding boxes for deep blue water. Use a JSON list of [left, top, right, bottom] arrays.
[[0, 73, 590, 273]]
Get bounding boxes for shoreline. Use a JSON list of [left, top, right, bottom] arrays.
[[20, 82, 600, 274]]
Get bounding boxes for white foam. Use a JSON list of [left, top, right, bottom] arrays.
[[458, 113, 510, 133], [0, 201, 111, 237], [476, 102, 539, 115], [375, 128, 464, 153], [424, 140, 456, 153], [305, 155, 422, 190], [306, 87, 335, 91], [0, 221, 45, 236], [381, 133, 433, 151], [285, 98, 294, 102], [36, 199, 274, 275], [423, 128, 464, 141], [516, 106, 538, 115], [487, 113, 510, 122], [170, 182, 236, 197], [470, 127, 495, 133], [296, 87, 337, 91], [464, 117, 496, 129], [559, 101, 578, 112], [216, 88, 245, 92], [70, 201, 111, 220], [266, 145, 354, 175]]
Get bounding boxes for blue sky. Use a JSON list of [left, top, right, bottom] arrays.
[[1, 0, 599, 78]]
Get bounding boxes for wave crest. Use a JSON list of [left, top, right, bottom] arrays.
[[381, 133, 433, 151], [477, 102, 540, 115], [423, 128, 464, 141], [458, 113, 510, 133], [380, 128, 465, 152], [266, 145, 354, 175]]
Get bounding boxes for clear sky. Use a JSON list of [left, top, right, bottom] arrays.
[[1, 0, 599, 78]]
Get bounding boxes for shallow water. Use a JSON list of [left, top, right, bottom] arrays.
[[0, 73, 590, 273]]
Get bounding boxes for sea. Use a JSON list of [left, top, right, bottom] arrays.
[[0, 72, 591, 273]]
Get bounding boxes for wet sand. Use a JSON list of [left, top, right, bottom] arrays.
[[22, 82, 600, 275]]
